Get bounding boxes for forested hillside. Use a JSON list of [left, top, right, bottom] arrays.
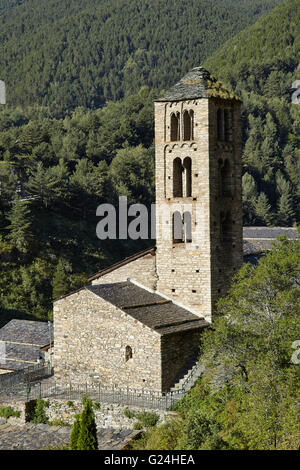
[[0, 0, 299, 324], [205, 0, 300, 226], [130, 236, 300, 450], [0, 0, 284, 115], [0, 89, 155, 323]]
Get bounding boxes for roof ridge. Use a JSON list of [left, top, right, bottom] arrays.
[[87, 247, 156, 282], [121, 300, 171, 309]]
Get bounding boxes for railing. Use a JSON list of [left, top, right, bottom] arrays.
[[0, 363, 52, 391], [179, 362, 205, 392], [0, 363, 204, 410], [40, 382, 185, 410]]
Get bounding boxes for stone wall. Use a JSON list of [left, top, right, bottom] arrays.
[[45, 399, 176, 429], [154, 95, 243, 321], [161, 329, 201, 391], [91, 252, 157, 290], [0, 398, 176, 430], [209, 98, 243, 310], [155, 98, 212, 321], [54, 289, 162, 391]]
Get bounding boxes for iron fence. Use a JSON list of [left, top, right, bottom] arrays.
[[0, 362, 204, 410], [0, 363, 52, 390]]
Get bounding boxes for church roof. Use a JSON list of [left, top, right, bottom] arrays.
[[155, 67, 240, 102], [86, 281, 209, 335]]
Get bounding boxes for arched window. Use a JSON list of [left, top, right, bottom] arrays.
[[224, 109, 232, 142], [217, 109, 224, 141], [173, 211, 183, 243], [183, 157, 192, 197], [173, 158, 183, 197], [125, 345, 132, 362], [183, 110, 193, 141], [170, 113, 180, 141], [183, 212, 192, 243], [220, 159, 231, 196], [221, 212, 232, 242]]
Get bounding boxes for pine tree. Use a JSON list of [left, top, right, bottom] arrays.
[[277, 192, 295, 226], [70, 414, 81, 450], [276, 171, 295, 226], [254, 192, 273, 226], [52, 260, 71, 300], [77, 398, 98, 450], [7, 198, 34, 253]]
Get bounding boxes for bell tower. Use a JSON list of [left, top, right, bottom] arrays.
[[154, 67, 243, 321]]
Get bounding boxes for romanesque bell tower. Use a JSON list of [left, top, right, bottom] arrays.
[[154, 67, 243, 321]]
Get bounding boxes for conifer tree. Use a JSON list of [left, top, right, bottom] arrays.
[[70, 414, 81, 450], [77, 398, 98, 450], [254, 192, 273, 226], [7, 198, 34, 253], [52, 260, 70, 300]]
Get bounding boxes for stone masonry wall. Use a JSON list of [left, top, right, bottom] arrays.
[[209, 98, 243, 311], [91, 252, 157, 290], [0, 398, 176, 430], [161, 329, 201, 391], [54, 289, 162, 392], [155, 99, 212, 321], [45, 399, 176, 430]]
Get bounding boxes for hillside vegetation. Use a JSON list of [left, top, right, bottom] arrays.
[[0, 0, 299, 323], [130, 236, 300, 450], [0, 0, 284, 115], [205, 0, 300, 226]]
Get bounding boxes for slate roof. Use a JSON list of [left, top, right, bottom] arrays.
[[155, 67, 239, 102], [0, 320, 53, 347], [243, 227, 298, 239], [243, 227, 298, 256], [86, 281, 209, 336], [0, 320, 53, 370]]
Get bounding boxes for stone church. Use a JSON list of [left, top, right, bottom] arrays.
[[53, 67, 243, 393]]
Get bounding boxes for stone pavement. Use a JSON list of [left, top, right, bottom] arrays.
[[0, 418, 140, 450]]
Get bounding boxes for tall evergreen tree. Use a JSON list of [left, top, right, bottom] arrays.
[[7, 198, 34, 253], [254, 192, 273, 226], [70, 414, 81, 450], [52, 260, 71, 300], [77, 398, 98, 450]]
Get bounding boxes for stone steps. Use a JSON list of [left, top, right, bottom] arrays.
[[169, 353, 204, 392]]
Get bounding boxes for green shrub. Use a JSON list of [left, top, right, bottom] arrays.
[[67, 401, 74, 408], [0, 406, 21, 419], [124, 408, 136, 419], [133, 422, 143, 430], [48, 418, 69, 427], [93, 402, 101, 410], [135, 411, 159, 428], [31, 398, 49, 424]]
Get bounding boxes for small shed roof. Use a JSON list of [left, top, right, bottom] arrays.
[[0, 320, 53, 370], [0, 319, 53, 347]]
